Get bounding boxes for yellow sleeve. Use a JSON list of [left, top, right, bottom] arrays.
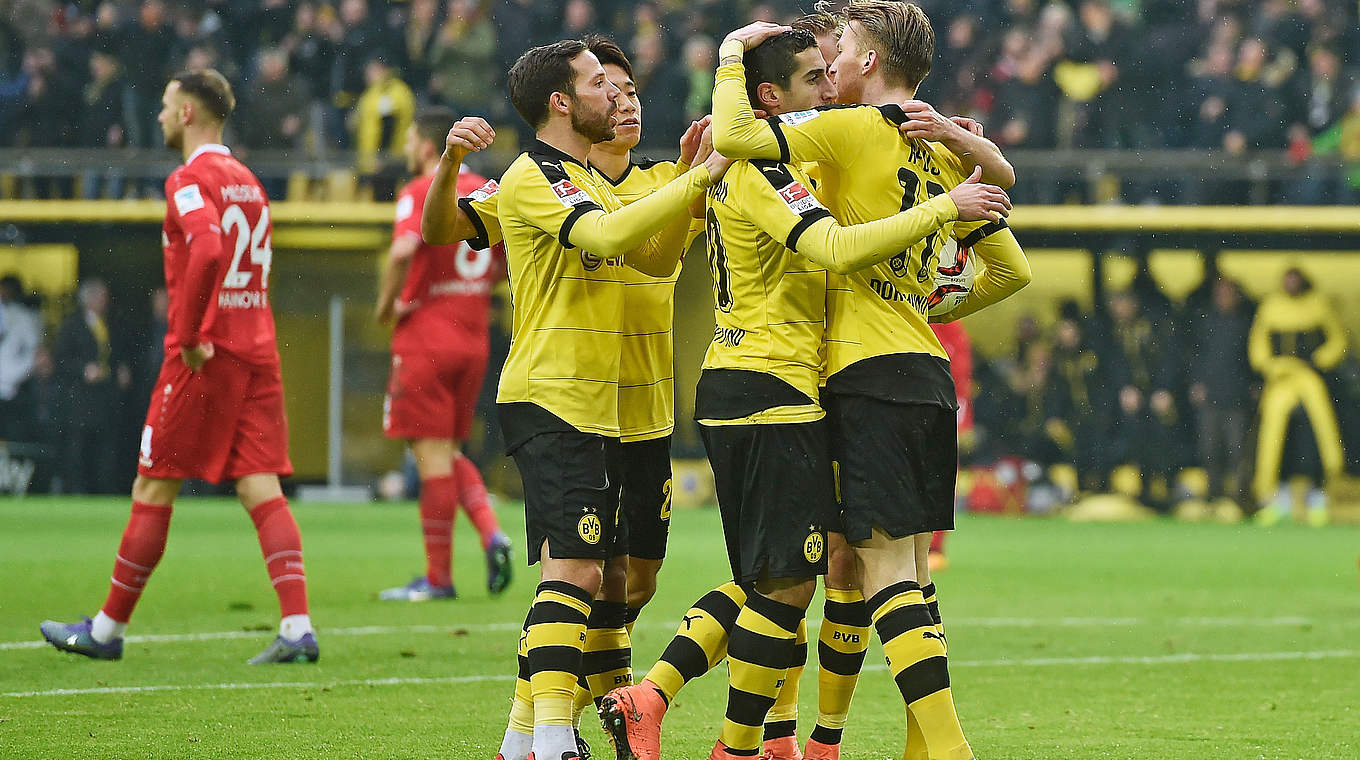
[[457, 180, 503, 248], [711, 54, 864, 165], [1248, 300, 1274, 373], [935, 222, 1032, 322], [565, 168, 714, 262], [1313, 295, 1348, 370], [731, 161, 959, 275]]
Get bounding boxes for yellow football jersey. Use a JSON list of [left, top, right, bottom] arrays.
[[595, 157, 704, 442], [695, 159, 831, 426], [483, 140, 712, 446], [713, 62, 1016, 405]]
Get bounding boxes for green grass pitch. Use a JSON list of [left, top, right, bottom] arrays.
[[1, 497, 1356, 759]]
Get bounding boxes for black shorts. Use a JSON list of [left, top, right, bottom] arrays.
[[827, 393, 958, 542], [699, 420, 835, 584], [512, 431, 625, 564], [619, 435, 673, 561]]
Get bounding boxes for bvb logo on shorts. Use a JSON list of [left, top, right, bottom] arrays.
[[578, 513, 603, 545], [803, 531, 825, 563]]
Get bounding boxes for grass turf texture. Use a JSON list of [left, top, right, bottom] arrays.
[[0, 498, 1356, 759]]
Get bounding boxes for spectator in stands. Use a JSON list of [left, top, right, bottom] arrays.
[[428, 0, 499, 115], [334, 0, 396, 118], [629, 27, 686, 136], [54, 278, 131, 494], [1186, 275, 1256, 504], [120, 0, 176, 147], [1310, 84, 1360, 202], [400, 0, 440, 94], [1044, 303, 1111, 490], [239, 47, 311, 151], [992, 34, 1061, 149], [1059, 0, 1134, 148], [80, 49, 129, 149], [680, 34, 715, 123], [352, 55, 414, 186], [0, 273, 41, 441]]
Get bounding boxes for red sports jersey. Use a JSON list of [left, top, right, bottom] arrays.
[[162, 144, 278, 365], [391, 169, 504, 354], [931, 321, 974, 434]]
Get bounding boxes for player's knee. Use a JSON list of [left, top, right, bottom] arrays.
[[754, 575, 817, 610], [599, 557, 629, 602], [131, 475, 180, 506], [625, 564, 660, 610]]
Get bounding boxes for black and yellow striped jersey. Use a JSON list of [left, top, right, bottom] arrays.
[[695, 159, 831, 426], [712, 58, 1026, 407], [594, 156, 705, 442], [485, 139, 712, 446]]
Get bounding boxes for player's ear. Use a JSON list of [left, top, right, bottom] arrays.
[[179, 99, 194, 127], [549, 91, 570, 118], [861, 49, 878, 78], [756, 82, 780, 112]]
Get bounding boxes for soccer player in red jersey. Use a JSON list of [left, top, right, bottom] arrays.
[[374, 108, 513, 601], [40, 69, 317, 664]]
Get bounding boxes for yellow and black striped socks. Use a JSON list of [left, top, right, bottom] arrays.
[[870, 581, 972, 760], [644, 581, 747, 702], [720, 592, 805, 756], [498, 610, 535, 760], [922, 582, 945, 642], [905, 582, 946, 760], [810, 586, 871, 747], [573, 600, 633, 723], [526, 580, 593, 759], [762, 618, 807, 742]]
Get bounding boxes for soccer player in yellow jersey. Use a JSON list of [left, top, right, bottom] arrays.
[[709, 7, 1033, 760], [422, 40, 728, 760], [602, 26, 1012, 760]]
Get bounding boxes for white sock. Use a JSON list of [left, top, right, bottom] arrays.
[[498, 728, 534, 760], [1305, 488, 1327, 511], [90, 611, 126, 643], [1269, 486, 1291, 512], [280, 614, 312, 640], [531, 725, 577, 760]]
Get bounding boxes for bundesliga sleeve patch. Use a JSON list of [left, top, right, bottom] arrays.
[[395, 195, 414, 222], [777, 181, 822, 215], [777, 110, 821, 126], [551, 179, 593, 207], [173, 184, 205, 216], [469, 179, 499, 202]]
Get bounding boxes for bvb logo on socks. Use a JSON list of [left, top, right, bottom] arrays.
[[578, 513, 602, 544], [804, 531, 824, 563]]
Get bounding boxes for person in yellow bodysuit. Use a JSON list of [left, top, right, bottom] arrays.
[[1250, 267, 1347, 526]]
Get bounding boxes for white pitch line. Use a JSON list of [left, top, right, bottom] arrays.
[[4, 649, 1355, 699], [0, 614, 1326, 653]]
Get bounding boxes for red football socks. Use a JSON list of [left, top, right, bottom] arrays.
[[100, 501, 173, 623], [419, 475, 458, 587], [453, 455, 501, 549], [248, 497, 309, 618]]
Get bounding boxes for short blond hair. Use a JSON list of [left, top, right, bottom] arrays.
[[843, 1, 934, 90]]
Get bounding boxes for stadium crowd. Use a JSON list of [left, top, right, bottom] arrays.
[[0, 0, 1357, 202]]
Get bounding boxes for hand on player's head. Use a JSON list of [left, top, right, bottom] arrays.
[[948, 166, 1012, 223], [724, 22, 792, 54], [444, 117, 495, 161]]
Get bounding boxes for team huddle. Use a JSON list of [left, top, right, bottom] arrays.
[[38, 2, 1032, 759]]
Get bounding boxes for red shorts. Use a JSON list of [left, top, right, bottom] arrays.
[[383, 349, 488, 441], [138, 351, 292, 483]]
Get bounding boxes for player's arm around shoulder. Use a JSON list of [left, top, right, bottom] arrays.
[[899, 100, 1015, 189]]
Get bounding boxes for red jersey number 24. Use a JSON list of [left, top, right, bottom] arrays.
[[221, 204, 273, 290]]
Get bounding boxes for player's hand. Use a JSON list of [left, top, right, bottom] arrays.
[[724, 22, 791, 54], [699, 125, 732, 183], [679, 115, 711, 166], [443, 117, 495, 163], [947, 167, 1011, 222], [181, 342, 214, 372], [899, 100, 968, 142], [950, 116, 985, 137]]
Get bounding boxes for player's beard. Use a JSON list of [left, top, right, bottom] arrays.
[[163, 124, 183, 152], [572, 100, 617, 144]]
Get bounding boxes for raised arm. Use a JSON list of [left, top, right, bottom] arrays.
[[899, 101, 1016, 189], [423, 117, 495, 245]]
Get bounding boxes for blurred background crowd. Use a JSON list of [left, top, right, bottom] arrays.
[[0, 0, 1357, 203]]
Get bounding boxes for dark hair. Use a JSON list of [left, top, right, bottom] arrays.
[[507, 40, 589, 129], [744, 29, 819, 105], [412, 106, 457, 148], [170, 69, 236, 122], [844, 0, 935, 90], [585, 35, 632, 80], [0, 273, 21, 299]]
